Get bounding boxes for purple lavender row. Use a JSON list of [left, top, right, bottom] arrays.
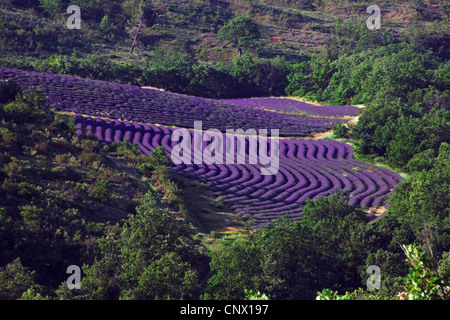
[[0, 67, 347, 137], [75, 116, 404, 228]]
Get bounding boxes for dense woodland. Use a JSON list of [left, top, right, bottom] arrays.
[[0, 0, 450, 300]]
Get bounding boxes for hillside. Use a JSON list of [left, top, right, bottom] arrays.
[[1, 0, 449, 100], [1, 0, 450, 304], [0, 86, 222, 298], [1, 0, 449, 64], [0, 66, 350, 136]]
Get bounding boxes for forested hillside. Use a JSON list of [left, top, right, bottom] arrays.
[[1, 0, 449, 98], [0, 0, 450, 302]]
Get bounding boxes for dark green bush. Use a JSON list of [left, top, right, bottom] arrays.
[[0, 81, 20, 105]]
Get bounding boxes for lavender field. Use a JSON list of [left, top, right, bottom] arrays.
[[0, 66, 403, 227], [0, 67, 346, 137], [76, 115, 403, 228], [221, 97, 361, 117]]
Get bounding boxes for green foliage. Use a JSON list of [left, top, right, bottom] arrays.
[[89, 180, 111, 202], [1, 0, 449, 302], [99, 15, 116, 37], [337, 44, 450, 169], [244, 289, 270, 300], [380, 143, 450, 299], [34, 54, 143, 86], [0, 127, 18, 147], [38, 0, 62, 17], [122, 252, 199, 300], [19, 288, 49, 300], [218, 16, 262, 56], [387, 143, 450, 245], [2, 88, 49, 124], [333, 123, 349, 139], [399, 244, 449, 300], [440, 0, 450, 20], [79, 191, 201, 300], [205, 191, 393, 300], [285, 56, 334, 100], [206, 235, 275, 300], [0, 258, 42, 300], [385, 112, 450, 169], [0, 91, 158, 298], [188, 63, 236, 98], [19, 205, 44, 232], [412, 0, 427, 19], [149, 146, 172, 168], [285, 61, 311, 97], [316, 288, 352, 300], [322, 43, 439, 105], [107, 138, 141, 159], [316, 242, 450, 300]]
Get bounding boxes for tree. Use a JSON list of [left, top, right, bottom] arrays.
[[205, 235, 274, 300], [398, 244, 449, 300], [188, 64, 236, 98], [387, 142, 450, 259], [205, 192, 381, 300], [316, 244, 450, 300], [100, 15, 115, 38], [79, 191, 201, 300], [149, 146, 172, 168], [2, 87, 49, 124], [0, 258, 42, 300], [217, 16, 262, 56], [124, 0, 157, 54], [123, 252, 199, 300], [144, 49, 196, 93], [38, 0, 61, 17]]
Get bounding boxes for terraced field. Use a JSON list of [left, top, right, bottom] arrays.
[[75, 115, 404, 228], [221, 97, 361, 117], [0, 67, 345, 137], [0, 67, 404, 228]]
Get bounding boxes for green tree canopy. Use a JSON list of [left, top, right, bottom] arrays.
[[76, 191, 201, 300], [217, 16, 261, 56]]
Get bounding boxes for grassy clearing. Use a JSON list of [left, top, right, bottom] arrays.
[[170, 173, 248, 249], [354, 153, 411, 180]]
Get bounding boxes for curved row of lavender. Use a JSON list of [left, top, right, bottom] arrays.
[[0, 67, 347, 137], [75, 115, 404, 228], [221, 97, 361, 117]]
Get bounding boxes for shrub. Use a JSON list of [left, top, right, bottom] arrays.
[[2, 157, 23, 178], [0, 128, 18, 147], [149, 146, 172, 168], [19, 205, 44, 232], [31, 141, 48, 155], [110, 139, 141, 159], [79, 151, 100, 166], [0, 258, 42, 300], [53, 153, 71, 165], [161, 179, 182, 205], [80, 139, 100, 153], [0, 81, 20, 105], [50, 165, 67, 177], [333, 123, 349, 139], [138, 163, 154, 177], [89, 180, 110, 202], [2, 88, 49, 124]]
